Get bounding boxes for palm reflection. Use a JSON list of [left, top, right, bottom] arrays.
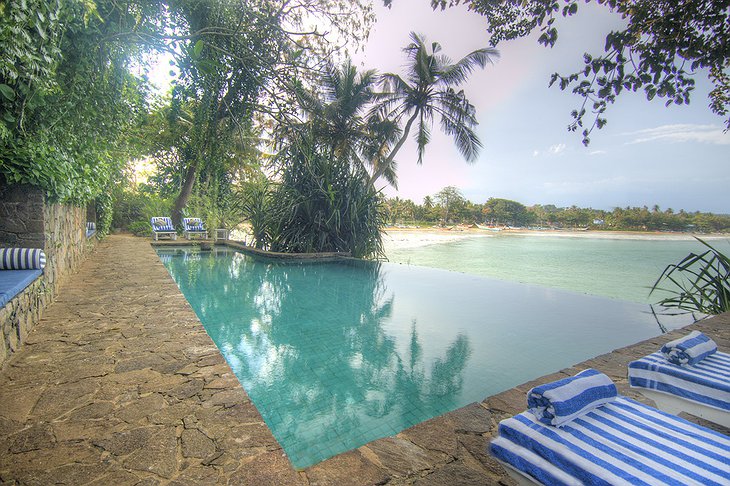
[[160, 249, 472, 467]]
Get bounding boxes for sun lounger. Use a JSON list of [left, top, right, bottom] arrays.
[[183, 217, 208, 239], [150, 217, 177, 241], [628, 331, 730, 428], [490, 370, 730, 485]]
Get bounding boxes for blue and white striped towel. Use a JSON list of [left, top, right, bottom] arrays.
[[491, 396, 730, 485], [661, 331, 717, 366], [629, 350, 730, 412], [528, 369, 617, 427]]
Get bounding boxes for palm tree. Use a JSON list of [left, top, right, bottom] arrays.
[[288, 60, 402, 187], [296, 60, 378, 162], [369, 32, 499, 185]]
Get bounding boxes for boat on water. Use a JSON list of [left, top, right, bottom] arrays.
[[476, 224, 503, 232]]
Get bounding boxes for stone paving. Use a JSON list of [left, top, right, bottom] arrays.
[[0, 234, 728, 485]]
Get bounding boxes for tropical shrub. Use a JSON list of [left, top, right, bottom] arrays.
[[238, 178, 274, 250], [651, 238, 730, 316], [112, 189, 173, 232], [128, 221, 151, 237], [268, 134, 384, 259]]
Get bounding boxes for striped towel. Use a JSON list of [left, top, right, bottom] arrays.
[[528, 369, 617, 427], [629, 351, 730, 412], [0, 248, 47, 270], [661, 331, 717, 366], [491, 396, 730, 485]]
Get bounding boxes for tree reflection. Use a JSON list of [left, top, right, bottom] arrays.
[[159, 248, 472, 467]]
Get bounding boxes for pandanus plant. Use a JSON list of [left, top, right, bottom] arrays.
[[650, 237, 730, 317]]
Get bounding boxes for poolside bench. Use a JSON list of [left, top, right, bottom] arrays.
[[0, 269, 43, 307], [0, 248, 46, 308]]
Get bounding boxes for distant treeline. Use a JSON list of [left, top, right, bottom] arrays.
[[383, 188, 730, 233]]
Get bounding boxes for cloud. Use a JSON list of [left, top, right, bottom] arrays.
[[624, 124, 730, 145], [549, 143, 566, 154], [532, 143, 567, 157], [589, 150, 606, 156]]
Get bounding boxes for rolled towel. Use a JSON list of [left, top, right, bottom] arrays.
[[661, 330, 717, 366], [527, 368, 617, 427]]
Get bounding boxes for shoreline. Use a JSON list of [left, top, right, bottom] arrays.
[[382, 226, 728, 252]]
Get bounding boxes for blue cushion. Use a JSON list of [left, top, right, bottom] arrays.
[[0, 248, 46, 270], [0, 269, 43, 307]]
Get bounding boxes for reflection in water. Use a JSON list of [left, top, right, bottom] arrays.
[[159, 249, 472, 468], [158, 248, 695, 468]]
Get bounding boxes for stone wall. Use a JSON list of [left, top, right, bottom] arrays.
[[0, 184, 94, 366]]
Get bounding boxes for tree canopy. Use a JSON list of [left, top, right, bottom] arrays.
[[383, 190, 730, 233], [412, 0, 730, 145]]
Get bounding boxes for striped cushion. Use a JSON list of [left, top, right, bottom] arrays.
[[183, 218, 206, 231], [0, 248, 47, 270], [151, 217, 175, 232], [491, 396, 730, 485], [629, 351, 730, 412]]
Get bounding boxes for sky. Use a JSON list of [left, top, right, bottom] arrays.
[[146, 2, 729, 213], [351, 2, 729, 213]]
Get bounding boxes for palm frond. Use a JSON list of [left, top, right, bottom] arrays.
[[438, 47, 499, 86]]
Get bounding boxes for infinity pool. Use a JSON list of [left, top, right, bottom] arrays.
[[157, 247, 693, 469]]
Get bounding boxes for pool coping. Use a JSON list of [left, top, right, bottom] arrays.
[[0, 234, 727, 484], [153, 238, 354, 263]]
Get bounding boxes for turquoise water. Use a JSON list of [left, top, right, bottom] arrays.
[[157, 247, 693, 469], [387, 234, 725, 303]]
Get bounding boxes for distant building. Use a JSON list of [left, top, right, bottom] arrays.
[[593, 219, 605, 226]]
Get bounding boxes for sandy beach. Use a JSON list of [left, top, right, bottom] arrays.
[[382, 226, 728, 253]]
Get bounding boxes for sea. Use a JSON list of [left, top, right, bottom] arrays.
[[384, 231, 729, 304]]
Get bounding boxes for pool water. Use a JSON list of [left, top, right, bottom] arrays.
[[157, 247, 694, 469]]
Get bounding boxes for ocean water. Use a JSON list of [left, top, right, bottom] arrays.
[[157, 247, 695, 469], [386, 233, 727, 303]]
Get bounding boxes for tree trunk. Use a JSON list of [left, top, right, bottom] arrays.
[[172, 162, 198, 227], [369, 112, 419, 186]]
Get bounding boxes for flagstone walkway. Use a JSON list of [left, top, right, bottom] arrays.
[[0, 234, 727, 485]]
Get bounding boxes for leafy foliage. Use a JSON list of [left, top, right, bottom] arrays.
[[0, 0, 151, 204], [238, 178, 275, 250], [650, 238, 730, 316], [267, 133, 385, 258], [423, 0, 730, 145]]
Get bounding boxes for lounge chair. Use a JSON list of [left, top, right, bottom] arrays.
[[490, 369, 730, 485], [85, 222, 96, 238], [628, 331, 730, 428], [150, 217, 177, 241], [183, 217, 208, 239]]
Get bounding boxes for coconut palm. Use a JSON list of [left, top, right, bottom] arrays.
[[370, 32, 498, 185], [291, 60, 402, 187], [295, 60, 379, 162]]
